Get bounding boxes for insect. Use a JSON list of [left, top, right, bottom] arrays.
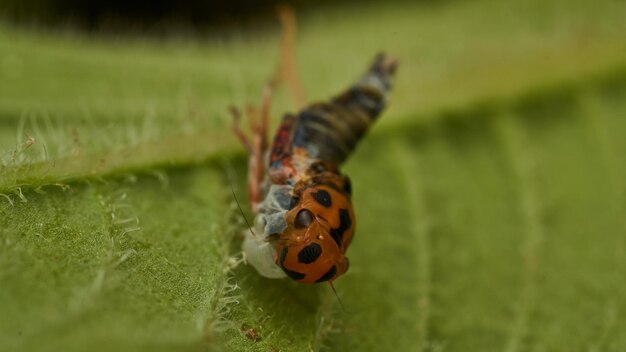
[[232, 9, 397, 284], [240, 323, 262, 342]]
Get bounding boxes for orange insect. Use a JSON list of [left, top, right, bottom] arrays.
[[232, 9, 397, 284]]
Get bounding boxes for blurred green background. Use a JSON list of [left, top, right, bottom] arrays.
[[1, 0, 625, 351]]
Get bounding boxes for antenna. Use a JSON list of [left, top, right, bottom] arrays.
[[328, 281, 346, 313], [231, 187, 257, 238]]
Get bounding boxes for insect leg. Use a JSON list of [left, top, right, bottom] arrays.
[[245, 105, 264, 213], [259, 84, 273, 151], [230, 106, 251, 152], [230, 102, 266, 212]]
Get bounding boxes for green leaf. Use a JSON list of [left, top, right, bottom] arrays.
[[1, 0, 626, 350]]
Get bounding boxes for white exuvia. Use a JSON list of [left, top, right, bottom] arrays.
[[242, 183, 294, 278]]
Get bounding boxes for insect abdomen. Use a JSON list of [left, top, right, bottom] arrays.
[[291, 53, 397, 165]]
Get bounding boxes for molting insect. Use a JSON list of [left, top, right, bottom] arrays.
[[232, 11, 397, 284]]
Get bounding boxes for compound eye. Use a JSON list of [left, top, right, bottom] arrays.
[[294, 209, 314, 229]]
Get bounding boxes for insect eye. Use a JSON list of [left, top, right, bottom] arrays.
[[294, 209, 314, 229]]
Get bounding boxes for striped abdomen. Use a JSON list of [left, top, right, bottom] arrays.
[[268, 53, 397, 181], [291, 53, 397, 166]]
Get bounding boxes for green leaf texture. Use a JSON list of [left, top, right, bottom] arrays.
[[1, 0, 626, 350]]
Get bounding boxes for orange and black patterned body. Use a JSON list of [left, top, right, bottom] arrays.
[[252, 54, 397, 283], [274, 171, 355, 283]]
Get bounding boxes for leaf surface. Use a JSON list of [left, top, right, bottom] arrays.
[[1, 0, 626, 350]]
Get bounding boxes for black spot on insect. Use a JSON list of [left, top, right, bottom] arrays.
[[343, 177, 352, 196], [330, 230, 342, 247], [279, 247, 288, 266], [279, 247, 306, 280], [330, 209, 352, 248], [295, 209, 314, 229], [315, 265, 337, 283], [283, 267, 306, 281], [312, 189, 332, 208], [297, 243, 322, 264]]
